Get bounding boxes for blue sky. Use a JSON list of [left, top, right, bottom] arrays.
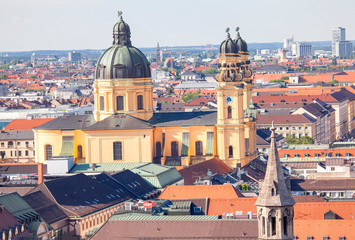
[[1, 0, 354, 51]]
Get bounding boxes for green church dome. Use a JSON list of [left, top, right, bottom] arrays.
[[95, 12, 151, 79]]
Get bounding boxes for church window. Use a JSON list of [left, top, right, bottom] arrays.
[[116, 96, 124, 110], [262, 216, 265, 235], [283, 215, 288, 235], [271, 188, 275, 196], [271, 216, 276, 236], [171, 141, 179, 157], [137, 95, 143, 110], [156, 142, 162, 157], [113, 142, 122, 160], [227, 106, 232, 118], [100, 96, 105, 111], [45, 145, 52, 160], [115, 68, 125, 78], [195, 141, 203, 156], [136, 67, 142, 77], [77, 145, 83, 159], [228, 146, 233, 158], [99, 68, 105, 79]]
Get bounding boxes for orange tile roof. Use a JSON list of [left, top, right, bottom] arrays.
[[207, 197, 257, 215], [158, 185, 243, 200], [279, 148, 355, 158], [295, 202, 355, 220], [294, 220, 355, 239], [3, 118, 54, 131]]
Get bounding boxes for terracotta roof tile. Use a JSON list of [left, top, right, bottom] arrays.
[[294, 220, 355, 239], [3, 118, 54, 131], [295, 202, 355, 220]]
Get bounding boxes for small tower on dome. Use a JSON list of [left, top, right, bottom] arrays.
[[113, 11, 131, 46], [255, 122, 295, 240]]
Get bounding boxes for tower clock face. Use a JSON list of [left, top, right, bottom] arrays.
[[225, 95, 233, 104]]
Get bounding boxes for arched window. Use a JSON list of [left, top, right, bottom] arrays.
[[45, 145, 52, 160], [116, 96, 124, 110], [77, 145, 83, 159], [98, 67, 105, 79], [171, 141, 179, 157], [99, 96, 105, 111], [137, 95, 143, 110], [262, 216, 265, 235], [136, 67, 142, 77], [227, 106, 232, 119], [195, 141, 203, 156], [228, 146, 233, 158], [268, 210, 277, 236], [113, 142, 122, 160], [283, 208, 291, 236], [156, 142, 162, 157]]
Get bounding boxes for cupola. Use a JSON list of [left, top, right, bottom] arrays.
[[235, 27, 248, 53], [219, 28, 238, 55]]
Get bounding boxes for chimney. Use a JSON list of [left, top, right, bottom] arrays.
[[38, 163, 44, 184]]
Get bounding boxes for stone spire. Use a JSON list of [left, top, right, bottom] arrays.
[[255, 123, 295, 240], [255, 122, 295, 207]]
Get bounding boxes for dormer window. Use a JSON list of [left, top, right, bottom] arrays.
[[136, 68, 142, 77], [97, 64, 106, 79], [114, 65, 126, 78]]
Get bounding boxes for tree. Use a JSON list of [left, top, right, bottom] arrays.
[[25, 63, 33, 68], [286, 134, 298, 145], [10, 59, 19, 65], [167, 88, 174, 95], [299, 136, 315, 144], [202, 68, 219, 74], [332, 58, 337, 66], [0, 74, 7, 80], [286, 134, 315, 145], [29, 75, 37, 80], [239, 183, 251, 191], [182, 91, 200, 103]]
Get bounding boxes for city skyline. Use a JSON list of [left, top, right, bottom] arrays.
[[1, 0, 355, 52]]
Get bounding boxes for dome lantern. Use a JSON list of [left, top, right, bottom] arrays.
[[113, 11, 131, 46]]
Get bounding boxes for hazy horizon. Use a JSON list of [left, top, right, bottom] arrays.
[[1, 0, 355, 52]]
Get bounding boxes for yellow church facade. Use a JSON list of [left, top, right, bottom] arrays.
[[33, 14, 257, 168]]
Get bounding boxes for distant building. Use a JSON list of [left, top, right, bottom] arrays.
[[68, 51, 81, 62], [335, 41, 353, 58], [283, 36, 294, 51], [294, 42, 312, 58], [0, 83, 7, 97], [332, 27, 346, 56]]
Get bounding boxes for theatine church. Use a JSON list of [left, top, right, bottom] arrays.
[[33, 13, 258, 168]]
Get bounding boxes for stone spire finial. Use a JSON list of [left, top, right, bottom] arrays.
[[255, 120, 295, 207]]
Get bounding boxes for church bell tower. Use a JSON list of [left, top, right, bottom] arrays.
[[216, 28, 255, 167], [255, 124, 295, 240]]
